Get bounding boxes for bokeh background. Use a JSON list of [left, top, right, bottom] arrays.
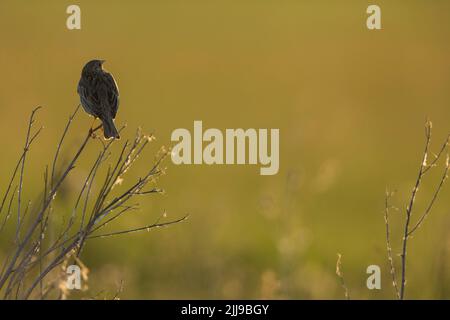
[[0, 0, 449, 299]]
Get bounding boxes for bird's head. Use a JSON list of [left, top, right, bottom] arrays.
[[82, 59, 106, 74]]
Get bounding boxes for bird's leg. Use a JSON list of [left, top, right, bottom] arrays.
[[89, 117, 102, 138]]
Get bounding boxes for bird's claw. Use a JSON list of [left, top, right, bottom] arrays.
[[89, 124, 102, 139]]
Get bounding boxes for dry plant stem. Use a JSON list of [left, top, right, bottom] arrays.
[[399, 124, 431, 299], [407, 154, 449, 236], [384, 190, 400, 299], [112, 280, 124, 300], [397, 122, 449, 300], [39, 166, 49, 299], [17, 107, 42, 242], [22, 240, 78, 299], [335, 253, 350, 300], [422, 134, 450, 175], [0, 186, 17, 233], [0, 122, 93, 290], [0, 111, 102, 291], [0, 107, 187, 299], [0, 109, 43, 280], [88, 214, 189, 239], [0, 107, 42, 239], [51, 105, 81, 190]]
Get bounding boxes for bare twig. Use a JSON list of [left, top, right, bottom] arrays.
[[335, 253, 350, 300], [88, 214, 189, 239], [385, 121, 449, 300], [16, 106, 43, 242], [384, 189, 400, 299], [408, 155, 449, 236], [50, 105, 81, 189], [0, 107, 186, 299], [399, 121, 432, 299]]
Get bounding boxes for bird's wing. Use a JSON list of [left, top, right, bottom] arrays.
[[103, 72, 119, 119], [78, 78, 102, 117]]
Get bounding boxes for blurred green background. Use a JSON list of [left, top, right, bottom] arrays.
[[0, 0, 449, 299]]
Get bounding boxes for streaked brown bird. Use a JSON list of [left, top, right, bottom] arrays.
[[77, 59, 120, 139]]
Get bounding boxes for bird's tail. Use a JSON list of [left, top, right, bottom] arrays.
[[102, 117, 120, 140]]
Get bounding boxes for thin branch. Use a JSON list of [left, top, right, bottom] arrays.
[[88, 204, 140, 234], [394, 123, 449, 300], [39, 166, 49, 299], [335, 253, 350, 300], [422, 134, 449, 174], [408, 156, 449, 236], [384, 189, 400, 299], [0, 122, 95, 290], [399, 121, 432, 300], [16, 106, 42, 242], [0, 186, 17, 233], [0, 107, 184, 299], [50, 105, 80, 189], [88, 214, 189, 239]]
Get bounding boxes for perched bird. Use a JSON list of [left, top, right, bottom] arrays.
[[77, 59, 120, 139]]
